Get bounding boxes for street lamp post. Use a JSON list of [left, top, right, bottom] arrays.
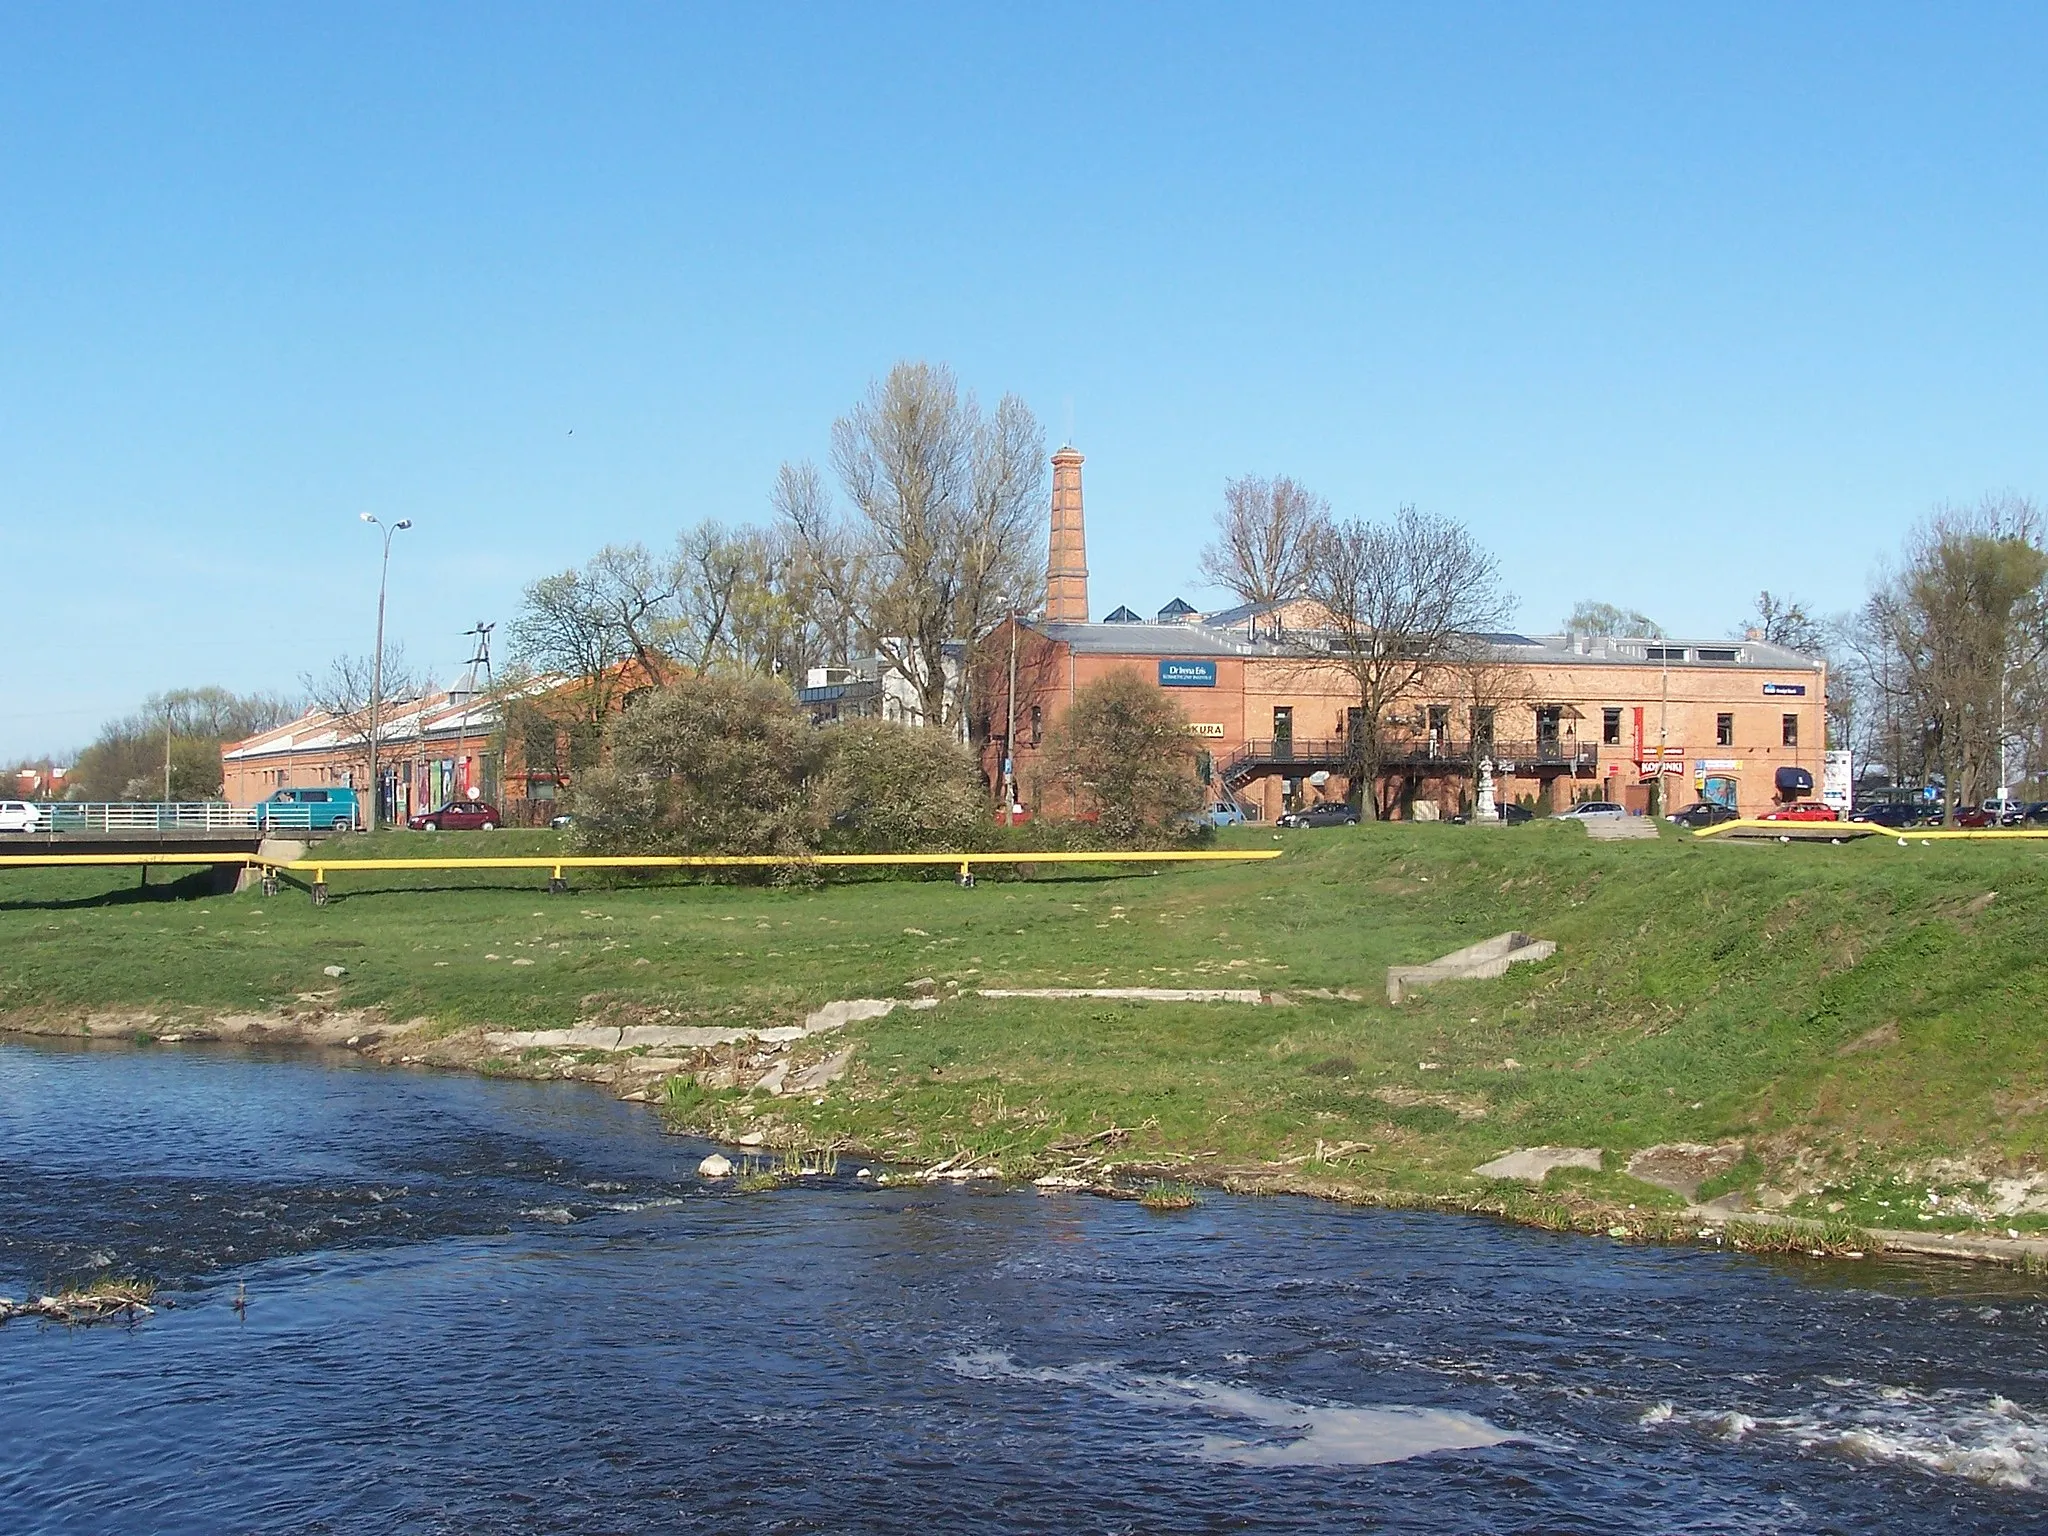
[[360, 513, 413, 832]]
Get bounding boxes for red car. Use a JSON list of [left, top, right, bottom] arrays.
[[1761, 800, 1839, 823], [408, 799, 500, 831]]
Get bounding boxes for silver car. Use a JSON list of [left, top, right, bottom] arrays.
[[1555, 801, 1627, 822]]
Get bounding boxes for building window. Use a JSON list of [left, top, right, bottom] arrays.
[[1602, 708, 1621, 746], [1029, 705, 1042, 746], [1471, 706, 1495, 747], [1646, 646, 1688, 662], [1698, 647, 1740, 663], [1717, 713, 1734, 747], [1782, 713, 1799, 747]]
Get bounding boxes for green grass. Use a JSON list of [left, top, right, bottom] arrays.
[[5, 821, 2047, 1225]]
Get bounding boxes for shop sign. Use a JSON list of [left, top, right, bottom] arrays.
[[1762, 682, 1807, 696], [1159, 659, 1217, 687], [1697, 758, 1739, 771], [1185, 723, 1226, 737]]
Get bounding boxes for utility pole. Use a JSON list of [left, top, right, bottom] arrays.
[[360, 513, 413, 832], [457, 621, 495, 797]]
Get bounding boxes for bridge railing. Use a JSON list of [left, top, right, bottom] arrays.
[[28, 802, 316, 832]]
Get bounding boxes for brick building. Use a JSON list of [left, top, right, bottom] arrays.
[[982, 449, 1827, 820], [222, 684, 513, 824]]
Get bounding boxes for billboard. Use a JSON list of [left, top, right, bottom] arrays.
[[1822, 750, 1853, 816], [1159, 659, 1217, 688]]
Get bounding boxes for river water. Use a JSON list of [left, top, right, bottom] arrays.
[[5, 1040, 2048, 1534]]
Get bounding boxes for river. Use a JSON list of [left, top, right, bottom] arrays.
[[3, 1038, 2048, 1533]]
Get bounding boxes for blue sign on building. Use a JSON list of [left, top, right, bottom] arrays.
[[1762, 682, 1807, 696], [1158, 659, 1217, 688]]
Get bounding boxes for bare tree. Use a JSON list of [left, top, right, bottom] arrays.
[[1440, 648, 1537, 815], [782, 361, 1046, 731], [1198, 474, 1327, 606], [1738, 591, 1827, 655], [301, 648, 424, 787], [1300, 506, 1512, 820], [582, 543, 682, 685]]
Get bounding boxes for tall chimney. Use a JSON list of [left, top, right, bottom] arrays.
[[1045, 445, 1089, 622]]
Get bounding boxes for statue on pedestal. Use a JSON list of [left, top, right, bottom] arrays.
[[1475, 758, 1499, 824]]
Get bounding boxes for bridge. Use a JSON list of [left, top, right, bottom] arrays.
[[0, 802, 347, 879]]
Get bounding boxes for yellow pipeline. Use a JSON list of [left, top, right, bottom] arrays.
[[285, 849, 1281, 880], [0, 853, 261, 868], [1692, 820, 2048, 841]]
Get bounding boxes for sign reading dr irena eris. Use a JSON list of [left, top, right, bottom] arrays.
[[1158, 659, 1218, 687]]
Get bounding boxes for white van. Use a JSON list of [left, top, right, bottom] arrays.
[[0, 801, 46, 833]]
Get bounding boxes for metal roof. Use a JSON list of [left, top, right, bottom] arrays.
[[1025, 617, 1824, 671]]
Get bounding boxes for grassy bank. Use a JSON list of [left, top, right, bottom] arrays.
[[4, 821, 2046, 1237]]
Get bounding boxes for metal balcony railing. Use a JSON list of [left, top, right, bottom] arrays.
[[1220, 736, 1598, 785]]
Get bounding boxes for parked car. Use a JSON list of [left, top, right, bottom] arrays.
[[2026, 802, 2048, 826], [408, 799, 500, 832], [1205, 800, 1249, 828], [253, 787, 359, 831], [1761, 800, 1839, 822], [1555, 801, 1627, 822], [548, 812, 575, 830], [1667, 801, 1740, 828], [1848, 801, 1927, 829], [1982, 797, 2029, 822], [0, 801, 45, 834], [1954, 806, 2004, 829], [1276, 802, 1359, 829]]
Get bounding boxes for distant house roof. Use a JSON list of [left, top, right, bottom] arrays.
[[1102, 605, 1143, 624], [1199, 599, 1283, 629]]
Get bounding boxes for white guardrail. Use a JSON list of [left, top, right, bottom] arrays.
[[22, 802, 339, 832]]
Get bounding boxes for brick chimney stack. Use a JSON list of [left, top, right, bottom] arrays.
[[1045, 445, 1089, 622]]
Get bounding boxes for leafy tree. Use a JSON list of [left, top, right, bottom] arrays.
[[1562, 600, 1660, 639], [1859, 495, 2048, 818], [573, 673, 823, 858], [1046, 670, 1204, 844], [813, 718, 986, 852], [71, 688, 300, 801]]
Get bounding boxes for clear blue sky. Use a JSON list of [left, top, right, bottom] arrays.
[[5, 5, 2045, 759]]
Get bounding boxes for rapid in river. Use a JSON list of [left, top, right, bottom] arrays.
[[4, 1037, 2048, 1534]]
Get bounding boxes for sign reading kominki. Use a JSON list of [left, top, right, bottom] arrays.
[[1158, 659, 1217, 687]]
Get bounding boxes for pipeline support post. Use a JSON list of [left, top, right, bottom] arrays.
[[957, 859, 975, 888], [548, 866, 566, 895], [311, 867, 328, 907]]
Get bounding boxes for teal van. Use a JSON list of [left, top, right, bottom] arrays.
[[252, 787, 359, 831]]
